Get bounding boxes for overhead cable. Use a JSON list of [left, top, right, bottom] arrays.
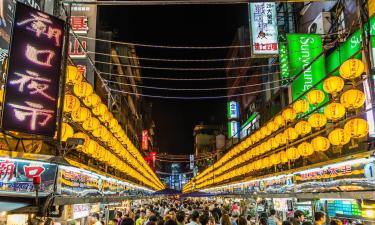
[[104, 78, 286, 91], [100, 70, 281, 81], [95, 59, 278, 71], [108, 85, 282, 99], [78, 34, 343, 49]]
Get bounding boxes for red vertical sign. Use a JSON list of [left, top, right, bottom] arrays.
[[142, 130, 148, 150]]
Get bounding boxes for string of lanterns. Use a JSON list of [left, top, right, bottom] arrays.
[[186, 58, 369, 191], [63, 65, 163, 190]]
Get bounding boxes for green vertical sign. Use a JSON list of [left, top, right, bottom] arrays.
[[326, 16, 375, 75], [279, 35, 289, 85], [287, 34, 326, 100]]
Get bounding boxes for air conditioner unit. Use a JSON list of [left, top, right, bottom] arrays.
[[308, 12, 332, 35]]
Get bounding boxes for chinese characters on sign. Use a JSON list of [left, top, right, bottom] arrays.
[[2, 3, 64, 137], [250, 2, 278, 55], [0, 158, 57, 193], [299, 165, 352, 181], [70, 16, 88, 34], [227, 101, 239, 119], [142, 130, 148, 150]]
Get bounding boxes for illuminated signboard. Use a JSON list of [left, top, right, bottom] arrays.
[[287, 34, 326, 101], [69, 37, 87, 58], [0, 158, 57, 194], [278, 35, 289, 85], [227, 101, 239, 119], [228, 121, 239, 138], [249, 2, 278, 56], [2, 3, 64, 137], [142, 130, 148, 150], [70, 16, 88, 34]]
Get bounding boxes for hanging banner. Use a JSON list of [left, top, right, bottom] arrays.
[[0, 158, 57, 194], [249, 2, 279, 56], [227, 101, 239, 119], [228, 121, 239, 138], [2, 3, 64, 137], [278, 36, 289, 85], [286, 34, 326, 101], [142, 130, 148, 150]]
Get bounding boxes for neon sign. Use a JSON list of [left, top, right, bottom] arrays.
[[2, 2, 64, 137]]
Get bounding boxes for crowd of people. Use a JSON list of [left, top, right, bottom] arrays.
[[101, 199, 347, 225]]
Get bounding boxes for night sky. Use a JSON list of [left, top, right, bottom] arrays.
[[99, 4, 248, 154]]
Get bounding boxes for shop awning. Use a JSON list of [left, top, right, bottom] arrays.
[[0, 201, 30, 212]]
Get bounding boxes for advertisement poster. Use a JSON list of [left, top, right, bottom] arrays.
[[249, 2, 278, 56], [286, 34, 326, 101], [2, 3, 64, 136], [0, 158, 57, 194]]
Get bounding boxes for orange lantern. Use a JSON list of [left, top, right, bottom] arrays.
[[328, 128, 351, 146], [340, 89, 365, 109], [293, 99, 310, 114], [344, 118, 369, 138], [339, 59, 365, 80], [295, 121, 312, 136], [284, 127, 298, 141], [306, 89, 325, 105], [63, 94, 80, 112], [275, 132, 287, 146], [324, 103, 346, 121], [308, 113, 327, 128], [323, 76, 344, 95], [73, 82, 93, 98], [282, 108, 297, 122], [286, 147, 300, 160], [298, 142, 314, 157], [71, 107, 91, 122], [311, 136, 330, 152], [274, 115, 285, 127], [82, 117, 100, 131]]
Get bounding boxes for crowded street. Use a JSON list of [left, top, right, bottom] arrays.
[[0, 0, 374, 224]]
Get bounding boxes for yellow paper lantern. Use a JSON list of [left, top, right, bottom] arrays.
[[339, 59, 365, 80], [286, 147, 300, 160], [340, 89, 365, 109], [61, 122, 74, 141], [269, 137, 279, 149], [298, 142, 314, 157], [323, 76, 344, 95], [66, 66, 83, 84], [308, 113, 327, 128], [324, 103, 346, 121], [86, 140, 99, 154], [295, 121, 312, 136], [282, 108, 297, 122], [275, 132, 287, 146], [311, 136, 330, 152], [93, 103, 108, 116], [270, 153, 281, 165], [307, 89, 325, 105], [99, 112, 111, 123], [267, 121, 278, 133], [284, 127, 298, 141], [274, 115, 285, 127], [328, 128, 351, 146], [344, 118, 369, 138], [89, 94, 101, 108], [293, 99, 310, 114], [72, 107, 91, 122], [260, 127, 269, 138], [82, 117, 100, 131], [280, 151, 288, 163], [92, 125, 105, 138], [82, 95, 92, 107], [63, 94, 80, 112], [109, 118, 118, 129], [73, 82, 93, 98], [0, 88, 3, 103]]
